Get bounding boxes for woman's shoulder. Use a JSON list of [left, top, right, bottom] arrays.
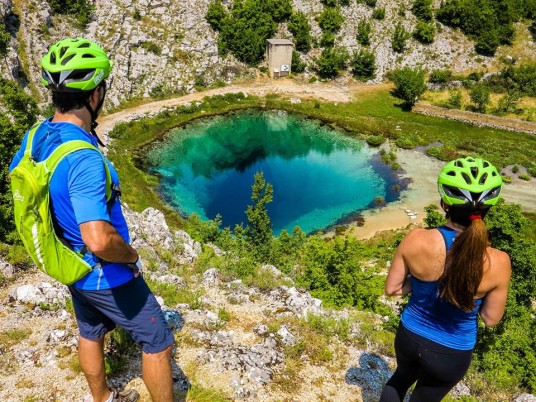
[[400, 227, 444, 254]]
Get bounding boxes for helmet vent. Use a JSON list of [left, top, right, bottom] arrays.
[[454, 160, 464, 167], [78, 42, 91, 48], [483, 161, 490, 167], [82, 54, 96, 58], [446, 171, 456, 176], [61, 55, 75, 65], [470, 166, 478, 178], [479, 173, 488, 184], [60, 46, 68, 58], [492, 171, 497, 176], [50, 53, 56, 64], [461, 172, 472, 184]]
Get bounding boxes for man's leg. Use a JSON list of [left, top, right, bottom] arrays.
[[78, 335, 112, 402], [142, 344, 174, 402]]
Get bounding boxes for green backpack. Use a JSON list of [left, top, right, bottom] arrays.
[[10, 123, 113, 285]]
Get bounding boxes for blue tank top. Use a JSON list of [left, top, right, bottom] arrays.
[[401, 226, 482, 350]]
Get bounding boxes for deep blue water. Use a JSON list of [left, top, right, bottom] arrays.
[[146, 110, 402, 234]]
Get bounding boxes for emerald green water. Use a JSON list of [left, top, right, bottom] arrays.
[[146, 110, 402, 234]]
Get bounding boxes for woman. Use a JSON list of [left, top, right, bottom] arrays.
[[380, 157, 511, 402]]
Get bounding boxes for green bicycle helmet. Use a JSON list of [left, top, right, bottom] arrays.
[[41, 37, 111, 92], [438, 157, 503, 207]]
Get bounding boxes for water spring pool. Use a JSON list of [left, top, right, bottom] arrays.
[[146, 109, 402, 234]]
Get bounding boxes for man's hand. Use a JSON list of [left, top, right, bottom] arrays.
[[80, 220, 138, 264]]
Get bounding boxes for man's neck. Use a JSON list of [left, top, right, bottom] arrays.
[[52, 109, 92, 133]]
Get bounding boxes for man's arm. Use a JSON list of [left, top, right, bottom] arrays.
[[79, 220, 138, 264]]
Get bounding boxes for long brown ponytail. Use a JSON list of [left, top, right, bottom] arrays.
[[439, 218, 489, 311]]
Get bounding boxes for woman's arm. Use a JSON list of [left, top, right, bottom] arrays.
[[479, 251, 512, 327], [385, 238, 412, 296]]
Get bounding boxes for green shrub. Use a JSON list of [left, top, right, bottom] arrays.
[[291, 51, 306, 73], [320, 31, 335, 47], [391, 67, 427, 107], [316, 46, 349, 78], [366, 135, 386, 146], [413, 21, 435, 44], [412, 0, 433, 22], [372, 7, 385, 20], [317, 7, 344, 33], [141, 41, 162, 55], [519, 173, 531, 181], [47, 0, 94, 27], [288, 11, 312, 52], [206, 0, 227, 31], [351, 49, 376, 81], [429, 69, 453, 84], [392, 22, 410, 52], [356, 19, 372, 46], [469, 83, 491, 113], [446, 91, 462, 109]]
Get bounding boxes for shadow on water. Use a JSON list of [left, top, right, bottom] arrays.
[[345, 352, 393, 402]]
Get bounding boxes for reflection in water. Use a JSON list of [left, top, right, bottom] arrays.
[[146, 110, 402, 234]]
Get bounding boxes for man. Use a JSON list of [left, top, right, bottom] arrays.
[[9, 38, 174, 402]]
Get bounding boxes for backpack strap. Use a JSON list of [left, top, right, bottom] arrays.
[[45, 140, 114, 202], [24, 122, 41, 159]]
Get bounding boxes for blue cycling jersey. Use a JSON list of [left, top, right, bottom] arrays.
[[401, 226, 482, 350], [10, 119, 134, 290]]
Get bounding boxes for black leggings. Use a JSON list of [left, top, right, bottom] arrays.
[[379, 323, 473, 402]]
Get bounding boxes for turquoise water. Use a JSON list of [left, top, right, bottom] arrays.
[[146, 110, 402, 234]]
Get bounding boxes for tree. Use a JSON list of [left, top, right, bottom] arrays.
[[391, 67, 427, 107], [351, 49, 376, 81], [392, 22, 410, 53], [475, 29, 500, 56], [291, 50, 306, 73], [246, 172, 273, 261], [316, 46, 349, 78], [423, 204, 446, 228], [206, 0, 228, 31], [317, 7, 344, 33], [356, 19, 372, 46], [469, 83, 491, 113], [412, 0, 433, 21], [413, 21, 435, 44], [288, 11, 312, 52]]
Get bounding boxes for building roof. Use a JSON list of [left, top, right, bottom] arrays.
[[266, 39, 294, 46]]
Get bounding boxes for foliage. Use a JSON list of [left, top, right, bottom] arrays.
[[372, 7, 386, 20], [141, 41, 161, 55], [351, 49, 376, 81], [246, 172, 273, 261], [206, 0, 227, 31], [392, 22, 410, 52], [436, 0, 523, 56], [320, 31, 335, 47], [429, 69, 453, 84], [366, 135, 386, 146], [447, 90, 463, 109], [0, 23, 10, 59], [288, 11, 312, 52], [316, 46, 349, 78], [423, 204, 446, 228], [469, 83, 491, 113], [291, 51, 306, 73], [208, 0, 292, 64], [356, 19, 372, 46], [485, 62, 536, 98], [317, 7, 344, 33], [391, 67, 427, 107], [47, 0, 94, 27], [413, 21, 435, 44], [412, 0, 434, 22]]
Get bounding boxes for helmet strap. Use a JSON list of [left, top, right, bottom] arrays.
[[84, 83, 107, 147]]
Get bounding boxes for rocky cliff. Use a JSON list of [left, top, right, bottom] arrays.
[[0, 0, 501, 108]]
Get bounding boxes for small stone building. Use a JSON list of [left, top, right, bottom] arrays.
[[266, 39, 293, 78]]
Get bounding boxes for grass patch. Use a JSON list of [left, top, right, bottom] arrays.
[[186, 383, 232, 402], [145, 276, 204, 308], [0, 328, 32, 349]]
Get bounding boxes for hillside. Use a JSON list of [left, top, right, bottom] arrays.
[[2, 0, 534, 107], [1, 0, 536, 401]]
